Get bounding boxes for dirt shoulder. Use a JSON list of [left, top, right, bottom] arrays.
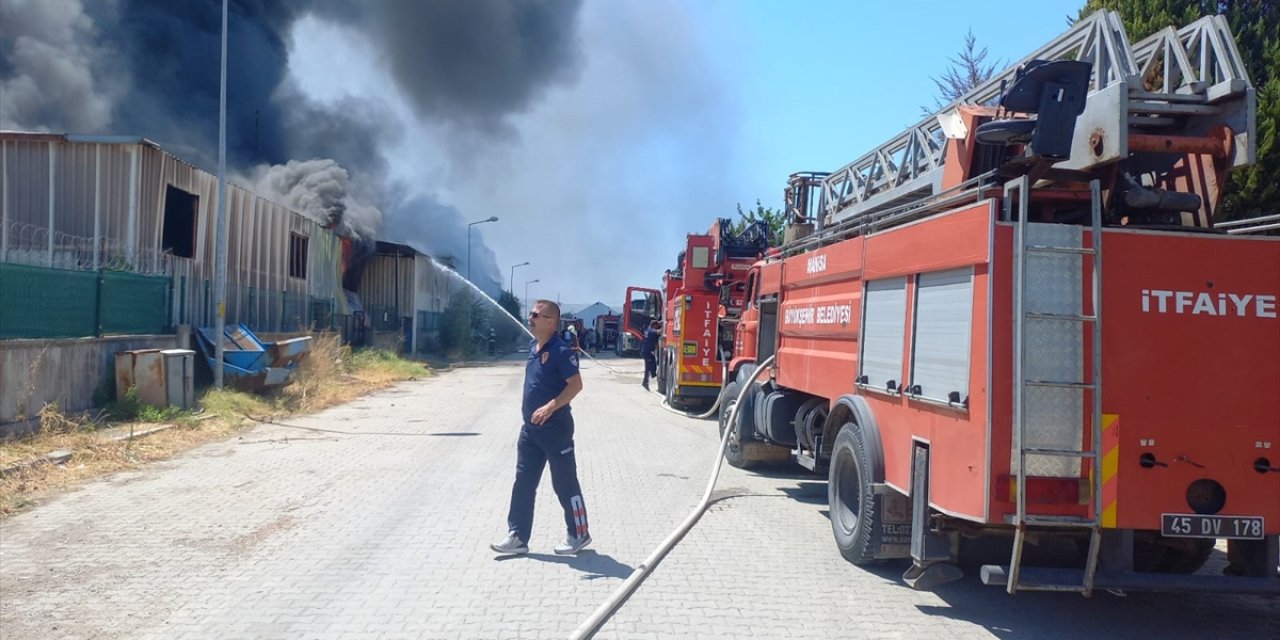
[[0, 334, 432, 518]]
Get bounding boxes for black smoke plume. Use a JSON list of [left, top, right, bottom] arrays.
[[1, 0, 585, 290]]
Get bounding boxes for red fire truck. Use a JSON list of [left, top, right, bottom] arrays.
[[718, 11, 1278, 595], [632, 218, 771, 409], [619, 287, 661, 357], [594, 313, 621, 353]]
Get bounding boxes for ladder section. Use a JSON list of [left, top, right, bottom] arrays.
[[1007, 177, 1105, 595], [820, 11, 1254, 228]]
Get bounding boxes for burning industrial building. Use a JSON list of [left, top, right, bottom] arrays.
[[1, 0, 585, 295], [0, 0, 587, 421]]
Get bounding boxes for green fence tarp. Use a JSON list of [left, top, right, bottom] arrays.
[[0, 263, 169, 339], [0, 263, 98, 338], [100, 270, 168, 335]]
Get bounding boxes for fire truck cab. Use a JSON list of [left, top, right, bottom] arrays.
[[620, 286, 662, 357]]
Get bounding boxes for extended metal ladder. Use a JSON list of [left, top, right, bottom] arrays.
[[1007, 176, 1104, 595], [818, 11, 1253, 230]]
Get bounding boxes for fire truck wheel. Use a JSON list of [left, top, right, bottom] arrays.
[[829, 423, 880, 565], [666, 362, 697, 411], [718, 382, 756, 469]]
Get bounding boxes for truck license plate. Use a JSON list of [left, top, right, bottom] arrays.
[[1161, 513, 1264, 540]]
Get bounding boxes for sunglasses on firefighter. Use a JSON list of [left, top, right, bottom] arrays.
[[528, 311, 557, 320]]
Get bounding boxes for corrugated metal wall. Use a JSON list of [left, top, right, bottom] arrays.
[[1, 133, 346, 331], [413, 256, 451, 315], [360, 254, 415, 312]]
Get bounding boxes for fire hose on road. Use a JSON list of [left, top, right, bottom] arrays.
[[569, 356, 775, 639]]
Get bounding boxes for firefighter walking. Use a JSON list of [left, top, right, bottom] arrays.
[[491, 299, 591, 556], [641, 320, 660, 391]]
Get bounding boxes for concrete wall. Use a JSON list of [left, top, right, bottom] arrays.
[[0, 335, 177, 425]]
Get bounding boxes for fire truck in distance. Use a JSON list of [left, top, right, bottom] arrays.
[[618, 288, 661, 357], [716, 11, 1278, 595], [558, 316, 585, 350], [635, 218, 770, 410], [594, 313, 621, 353]]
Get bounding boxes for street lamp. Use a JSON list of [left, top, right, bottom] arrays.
[[509, 261, 529, 293], [467, 216, 499, 281], [212, 0, 229, 389], [525, 278, 540, 316]]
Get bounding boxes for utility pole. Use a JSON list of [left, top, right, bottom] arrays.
[[213, 0, 229, 389], [525, 279, 540, 316]]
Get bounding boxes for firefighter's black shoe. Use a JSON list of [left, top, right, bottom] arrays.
[[641, 381, 650, 391]]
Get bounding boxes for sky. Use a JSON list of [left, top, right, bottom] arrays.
[[290, 0, 1084, 309], [2, 0, 1088, 311]]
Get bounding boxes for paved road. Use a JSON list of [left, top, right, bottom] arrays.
[[1, 354, 1276, 639]]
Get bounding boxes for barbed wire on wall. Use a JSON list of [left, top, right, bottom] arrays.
[[0, 221, 174, 276]]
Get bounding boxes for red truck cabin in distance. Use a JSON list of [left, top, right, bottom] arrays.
[[620, 286, 661, 357], [656, 218, 770, 410], [594, 314, 620, 352], [719, 11, 1278, 596]]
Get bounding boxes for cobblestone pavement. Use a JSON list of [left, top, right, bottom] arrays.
[[1, 354, 1276, 639]]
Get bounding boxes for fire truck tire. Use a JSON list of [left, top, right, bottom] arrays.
[[664, 360, 696, 411], [718, 382, 756, 469], [656, 354, 668, 396], [829, 423, 880, 565]]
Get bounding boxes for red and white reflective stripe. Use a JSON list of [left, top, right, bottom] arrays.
[[571, 495, 588, 537]]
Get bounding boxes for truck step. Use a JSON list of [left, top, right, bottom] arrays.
[[1025, 312, 1097, 322], [1007, 514, 1097, 527], [1025, 245, 1096, 255], [1022, 447, 1097, 458], [1024, 380, 1094, 389]]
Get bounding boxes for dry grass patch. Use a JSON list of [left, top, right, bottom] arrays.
[[0, 411, 248, 516], [0, 333, 429, 518], [273, 333, 429, 414]]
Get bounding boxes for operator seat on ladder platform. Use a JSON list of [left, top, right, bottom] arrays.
[[976, 60, 1092, 168]]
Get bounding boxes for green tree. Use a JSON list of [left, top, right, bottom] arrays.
[[732, 199, 788, 247], [440, 288, 476, 357], [1078, 1, 1279, 219], [492, 290, 525, 347], [922, 29, 1000, 115]]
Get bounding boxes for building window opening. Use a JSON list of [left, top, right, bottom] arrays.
[[289, 232, 309, 280], [161, 185, 198, 258]]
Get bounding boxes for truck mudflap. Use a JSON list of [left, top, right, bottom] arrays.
[[873, 483, 913, 559]]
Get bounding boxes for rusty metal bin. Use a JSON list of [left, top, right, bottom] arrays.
[[115, 348, 195, 410]]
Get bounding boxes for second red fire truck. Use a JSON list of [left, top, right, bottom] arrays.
[[625, 218, 769, 409]]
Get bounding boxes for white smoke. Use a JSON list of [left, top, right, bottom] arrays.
[[247, 159, 382, 240], [0, 0, 118, 132]]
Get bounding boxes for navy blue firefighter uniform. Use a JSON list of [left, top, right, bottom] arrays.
[[641, 324, 660, 389], [507, 333, 588, 543]]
